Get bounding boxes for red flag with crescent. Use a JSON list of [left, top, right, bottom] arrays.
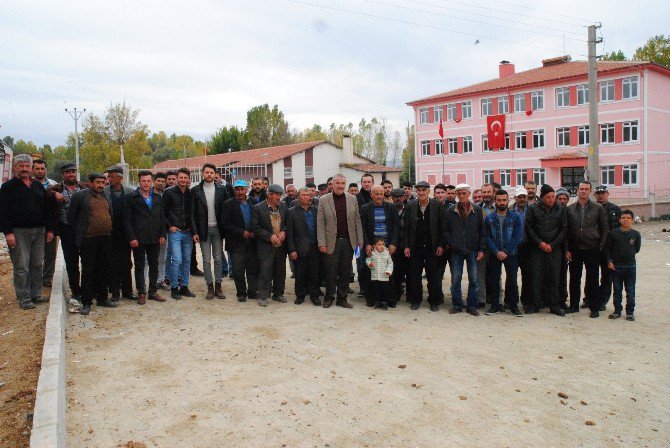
[[487, 114, 506, 150], [438, 120, 444, 138]]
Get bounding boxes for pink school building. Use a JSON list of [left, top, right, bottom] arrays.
[[407, 56, 670, 198]]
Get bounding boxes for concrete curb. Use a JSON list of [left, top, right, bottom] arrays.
[[30, 248, 67, 448]]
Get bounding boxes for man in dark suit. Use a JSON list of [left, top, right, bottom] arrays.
[[220, 180, 259, 302], [286, 187, 321, 306], [123, 170, 167, 305], [355, 173, 374, 298], [360, 185, 400, 307], [403, 181, 446, 312], [252, 184, 288, 307]]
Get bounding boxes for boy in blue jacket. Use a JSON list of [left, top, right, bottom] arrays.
[[484, 189, 524, 316]]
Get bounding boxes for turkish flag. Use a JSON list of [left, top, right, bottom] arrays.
[[438, 120, 444, 138], [487, 114, 506, 150]]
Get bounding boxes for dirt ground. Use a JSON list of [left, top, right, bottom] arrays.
[[0, 242, 50, 447], [65, 221, 670, 448]]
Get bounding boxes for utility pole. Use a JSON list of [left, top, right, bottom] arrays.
[[65, 107, 86, 181], [182, 143, 187, 159], [587, 24, 602, 182]]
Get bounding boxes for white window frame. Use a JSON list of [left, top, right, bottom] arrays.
[[515, 131, 527, 150], [481, 98, 493, 117], [448, 138, 458, 155], [622, 76, 638, 100], [557, 127, 570, 147], [462, 136, 473, 154], [433, 106, 443, 123], [516, 169, 527, 187], [419, 108, 429, 125], [623, 120, 638, 143], [435, 139, 444, 155], [421, 140, 430, 156], [503, 134, 511, 151], [500, 169, 511, 187], [601, 165, 615, 186], [623, 164, 638, 186], [514, 93, 525, 113], [555, 87, 570, 108], [483, 170, 494, 184], [481, 135, 490, 153], [284, 167, 293, 179], [533, 168, 546, 186], [497, 96, 509, 114], [578, 125, 590, 146], [461, 101, 472, 119], [305, 166, 313, 178], [577, 84, 589, 105], [531, 91, 544, 111], [600, 80, 615, 102], [446, 104, 456, 121], [533, 129, 545, 149], [601, 123, 615, 144]]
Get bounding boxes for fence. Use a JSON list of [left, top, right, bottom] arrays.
[[129, 163, 269, 186]]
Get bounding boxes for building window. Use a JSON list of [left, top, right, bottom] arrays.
[[515, 131, 527, 150], [481, 98, 493, 117], [446, 104, 456, 121], [578, 125, 590, 146], [482, 135, 490, 152], [533, 129, 545, 148], [623, 120, 638, 142], [463, 136, 473, 153], [622, 76, 638, 99], [497, 96, 509, 114], [448, 138, 458, 155], [533, 168, 546, 186], [556, 87, 570, 108], [305, 166, 313, 178], [531, 91, 544, 110], [284, 167, 292, 179], [601, 166, 615, 186], [601, 123, 615, 144], [516, 169, 527, 187], [557, 127, 570, 147], [421, 140, 430, 156], [483, 170, 494, 184], [514, 94, 525, 113], [623, 164, 638, 185], [435, 139, 444, 155], [500, 169, 511, 187], [434, 106, 443, 123], [600, 80, 615, 102], [577, 84, 589, 105], [462, 101, 472, 119], [419, 108, 429, 124], [504, 134, 511, 151]]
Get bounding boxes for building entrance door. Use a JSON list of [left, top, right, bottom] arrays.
[[561, 167, 585, 195]]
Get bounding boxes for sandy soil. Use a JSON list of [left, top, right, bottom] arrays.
[[0, 238, 50, 447], [66, 222, 670, 448]]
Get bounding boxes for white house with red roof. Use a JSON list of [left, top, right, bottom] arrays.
[[407, 56, 670, 198], [152, 137, 400, 187]]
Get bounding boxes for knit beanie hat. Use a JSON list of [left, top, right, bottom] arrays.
[[540, 184, 555, 198], [555, 187, 569, 198]]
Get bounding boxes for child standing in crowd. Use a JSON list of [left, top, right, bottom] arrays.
[[366, 237, 394, 310], [606, 210, 641, 321]]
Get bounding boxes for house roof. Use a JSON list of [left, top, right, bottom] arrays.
[[407, 60, 670, 106], [539, 152, 587, 161], [340, 163, 402, 173]]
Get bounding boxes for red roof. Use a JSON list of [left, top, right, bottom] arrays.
[[340, 163, 402, 173], [407, 60, 670, 106], [153, 141, 326, 170], [540, 152, 587, 161]]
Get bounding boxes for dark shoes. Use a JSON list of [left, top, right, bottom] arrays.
[[336, 300, 353, 309], [565, 307, 579, 314], [466, 308, 480, 316], [589, 311, 600, 318], [33, 296, 49, 304], [510, 308, 523, 317], [429, 304, 439, 312], [410, 303, 420, 310], [20, 301, 36, 310], [294, 297, 305, 305], [122, 293, 138, 301], [137, 293, 147, 305], [214, 282, 226, 300], [149, 293, 166, 302], [80, 304, 91, 315], [608, 312, 621, 319], [310, 298, 322, 306], [485, 306, 502, 315], [323, 298, 334, 308], [180, 286, 196, 297], [171, 288, 182, 300], [375, 302, 389, 310], [626, 314, 635, 321], [98, 299, 118, 308], [599, 304, 607, 311], [206, 284, 215, 300], [237, 295, 247, 302], [550, 308, 565, 317], [191, 268, 204, 277], [580, 302, 589, 309], [448, 308, 462, 314], [272, 296, 287, 303]]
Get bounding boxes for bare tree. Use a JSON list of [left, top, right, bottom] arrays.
[[104, 101, 145, 165]]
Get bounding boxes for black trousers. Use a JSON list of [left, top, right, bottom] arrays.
[[59, 224, 81, 296], [529, 246, 562, 311], [392, 250, 409, 302], [323, 238, 354, 301], [108, 232, 132, 297], [231, 243, 259, 298], [599, 253, 613, 306], [357, 255, 370, 294], [258, 245, 286, 299], [518, 243, 532, 309], [437, 250, 451, 304], [79, 235, 111, 306], [569, 247, 601, 312], [407, 246, 441, 306], [191, 243, 199, 271], [132, 243, 160, 295], [559, 253, 569, 306], [370, 280, 391, 305], [295, 245, 320, 300]]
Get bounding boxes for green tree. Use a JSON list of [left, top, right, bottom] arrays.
[[209, 126, 244, 154], [400, 125, 415, 184], [2, 136, 14, 147], [12, 139, 39, 155], [104, 101, 146, 164], [601, 50, 627, 61], [633, 34, 670, 67], [296, 124, 328, 143], [244, 104, 294, 149]]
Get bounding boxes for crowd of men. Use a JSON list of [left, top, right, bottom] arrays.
[[0, 154, 640, 320]]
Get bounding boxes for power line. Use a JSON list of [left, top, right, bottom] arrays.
[[0, 65, 66, 106], [286, 0, 573, 54], [363, 0, 584, 41]]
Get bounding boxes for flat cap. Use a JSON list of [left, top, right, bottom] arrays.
[[415, 181, 430, 189], [391, 188, 405, 198], [594, 185, 608, 193], [105, 165, 123, 175], [267, 184, 284, 194], [555, 187, 570, 197], [61, 163, 76, 172], [455, 183, 471, 191]]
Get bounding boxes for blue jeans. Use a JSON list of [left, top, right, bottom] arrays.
[[450, 251, 479, 310], [612, 266, 636, 315], [168, 230, 193, 287]]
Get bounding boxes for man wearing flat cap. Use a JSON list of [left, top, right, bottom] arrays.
[[252, 184, 288, 307], [390, 188, 409, 300]]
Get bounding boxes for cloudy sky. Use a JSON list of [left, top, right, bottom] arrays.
[[1, 0, 667, 147]]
